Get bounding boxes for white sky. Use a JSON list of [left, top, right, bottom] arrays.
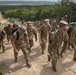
[[0, 0, 58, 2]]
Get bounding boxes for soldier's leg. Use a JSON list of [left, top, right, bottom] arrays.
[[68, 41, 71, 50], [40, 39, 46, 54], [2, 43, 5, 53], [29, 39, 34, 48], [14, 49, 19, 63], [60, 41, 68, 58], [29, 39, 34, 52], [73, 51, 76, 61], [7, 35, 10, 42], [48, 45, 52, 62], [51, 55, 57, 72], [21, 47, 31, 68]]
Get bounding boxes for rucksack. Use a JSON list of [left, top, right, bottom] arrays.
[[12, 27, 19, 35]]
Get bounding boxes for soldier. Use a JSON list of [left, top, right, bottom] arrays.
[[63, 15, 68, 22], [36, 21, 41, 31], [68, 22, 76, 61], [48, 21, 69, 72], [26, 22, 37, 52], [11, 26, 31, 67], [51, 18, 57, 31], [39, 19, 51, 54], [0, 23, 6, 53], [12, 22, 19, 34], [4, 23, 12, 42]]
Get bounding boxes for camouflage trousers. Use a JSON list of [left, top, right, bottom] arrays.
[[29, 39, 34, 48], [7, 35, 11, 42], [14, 42, 29, 63], [40, 37, 47, 51], [48, 44, 58, 68], [74, 51, 76, 58], [0, 41, 5, 52]]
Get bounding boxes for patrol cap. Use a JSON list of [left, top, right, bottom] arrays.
[[19, 26, 26, 32], [27, 21, 32, 24], [64, 15, 68, 18], [60, 20, 68, 25], [44, 19, 50, 22], [59, 21, 69, 30]]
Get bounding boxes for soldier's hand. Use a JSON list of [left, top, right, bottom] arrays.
[[14, 49, 18, 54], [27, 44, 30, 49]]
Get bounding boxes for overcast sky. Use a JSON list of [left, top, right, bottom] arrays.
[[0, 0, 58, 2]]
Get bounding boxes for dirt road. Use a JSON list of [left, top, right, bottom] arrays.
[[0, 38, 76, 75]]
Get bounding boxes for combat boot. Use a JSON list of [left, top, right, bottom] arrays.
[[42, 49, 45, 54], [26, 60, 31, 68], [52, 65, 57, 72], [2, 48, 5, 53], [14, 57, 18, 63], [48, 55, 50, 62]]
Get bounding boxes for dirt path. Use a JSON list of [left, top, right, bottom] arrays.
[[0, 38, 76, 75]]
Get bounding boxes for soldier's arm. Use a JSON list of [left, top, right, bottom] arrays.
[[11, 33, 17, 51], [62, 32, 69, 52], [48, 25, 52, 33], [24, 30, 30, 47], [38, 25, 43, 41], [33, 28, 37, 41], [11, 38, 19, 53]]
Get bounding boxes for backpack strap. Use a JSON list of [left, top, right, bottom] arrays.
[[16, 31, 19, 40]]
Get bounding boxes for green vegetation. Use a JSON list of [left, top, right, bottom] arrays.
[[0, 1, 76, 22]]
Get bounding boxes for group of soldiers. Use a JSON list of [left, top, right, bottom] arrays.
[[0, 15, 76, 72]]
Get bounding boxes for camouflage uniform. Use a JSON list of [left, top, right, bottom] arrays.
[[51, 19, 57, 31], [48, 21, 69, 72], [68, 23, 76, 61], [39, 19, 51, 54], [11, 26, 31, 67], [36, 21, 41, 31], [4, 24, 12, 42], [0, 30, 5, 53], [27, 22, 37, 48]]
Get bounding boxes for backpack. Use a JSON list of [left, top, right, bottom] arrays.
[[12, 28, 19, 35]]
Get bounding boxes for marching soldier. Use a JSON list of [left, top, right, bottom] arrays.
[[26, 22, 37, 52], [68, 22, 76, 61], [11, 26, 31, 67], [36, 21, 41, 31], [39, 19, 51, 54], [0, 22, 6, 53], [51, 18, 57, 31], [48, 21, 69, 72], [4, 23, 12, 42]]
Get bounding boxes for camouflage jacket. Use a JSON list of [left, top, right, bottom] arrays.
[[39, 24, 51, 38], [27, 27, 37, 40], [49, 30, 69, 49]]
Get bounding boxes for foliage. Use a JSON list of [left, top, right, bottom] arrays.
[[0, 2, 76, 22]]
